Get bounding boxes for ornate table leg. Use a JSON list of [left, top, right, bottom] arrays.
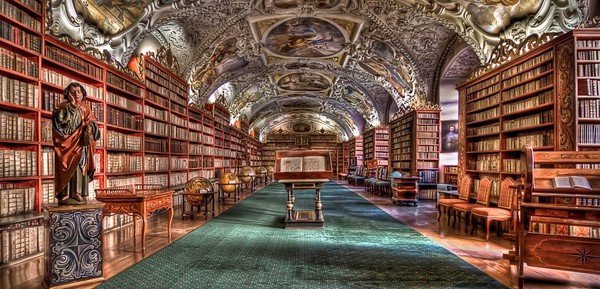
[[167, 207, 173, 243], [286, 188, 294, 221], [315, 187, 323, 221]]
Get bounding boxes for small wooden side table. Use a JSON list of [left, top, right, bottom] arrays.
[[95, 184, 173, 253]]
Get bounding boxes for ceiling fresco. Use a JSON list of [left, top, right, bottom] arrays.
[[48, 0, 589, 140]]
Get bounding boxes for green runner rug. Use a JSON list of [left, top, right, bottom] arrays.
[[96, 182, 508, 289]]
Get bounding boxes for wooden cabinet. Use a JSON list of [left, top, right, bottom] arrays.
[[458, 29, 600, 201], [391, 176, 420, 206], [389, 110, 441, 183]]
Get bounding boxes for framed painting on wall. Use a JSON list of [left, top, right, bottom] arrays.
[[441, 120, 459, 153]]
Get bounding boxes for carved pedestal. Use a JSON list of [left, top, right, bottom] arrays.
[[43, 204, 104, 289]]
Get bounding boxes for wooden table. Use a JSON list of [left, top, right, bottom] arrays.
[[278, 179, 328, 229], [95, 184, 174, 252]]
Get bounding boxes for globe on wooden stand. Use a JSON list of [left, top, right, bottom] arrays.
[[266, 165, 274, 183], [182, 177, 216, 219], [239, 166, 255, 184], [256, 166, 267, 184], [218, 172, 240, 202], [183, 177, 214, 206]]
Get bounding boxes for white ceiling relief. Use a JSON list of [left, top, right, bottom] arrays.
[[47, 0, 588, 139]]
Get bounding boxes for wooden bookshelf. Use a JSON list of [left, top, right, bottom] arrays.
[[363, 127, 389, 167], [442, 165, 458, 186], [348, 136, 363, 167], [389, 110, 440, 183], [458, 29, 600, 201], [0, 22, 261, 265]]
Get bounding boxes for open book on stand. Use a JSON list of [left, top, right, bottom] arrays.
[[280, 156, 327, 172], [553, 176, 592, 190]]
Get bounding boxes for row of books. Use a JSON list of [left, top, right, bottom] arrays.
[[417, 170, 439, 183], [502, 158, 522, 173], [577, 63, 600, 77], [466, 82, 500, 102], [466, 107, 499, 123], [45, 45, 103, 79], [0, 0, 42, 32], [106, 71, 143, 97], [467, 154, 499, 172], [416, 161, 439, 170], [530, 222, 600, 239], [0, 19, 41, 53], [501, 74, 553, 101], [106, 154, 143, 173], [467, 123, 499, 137], [0, 75, 38, 109], [502, 62, 552, 88], [107, 92, 143, 113], [502, 90, 553, 115], [505, 129, 554, 150], [144, 155, 169, 171], [108, 130, 142, 150], [577, 49, 600, 61], [0, 150, 36, 177], [468, 139, 500, 152], [41, 68, 104, 100], [465, 74, 500, 96], [40, 148, 54, 176], [0, 186, 35, 217], [579, 99, 600, 118], [466, 93, 500, 112], [0, 225, 43, 264], [503, 110, 553, 131], [501, 50, 553, 79], [0, 111, 34, 141], [170, 140, 188, 154], [578, 124, 600, 144]]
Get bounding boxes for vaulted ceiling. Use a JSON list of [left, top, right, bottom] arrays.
[[48, 0, 589, 140]]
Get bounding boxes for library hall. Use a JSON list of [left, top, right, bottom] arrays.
[[2, 0, 600, 288]]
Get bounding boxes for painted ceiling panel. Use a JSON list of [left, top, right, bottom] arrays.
[[49, 0, 586, 139]]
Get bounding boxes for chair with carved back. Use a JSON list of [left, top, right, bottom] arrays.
[[452, 177, 492, 232], [348, 166, 365, 186], [437, 174, 472, 226], [375, 166, 391, 196], [364, 160, 379, 193], [470, 177, 519, 241]]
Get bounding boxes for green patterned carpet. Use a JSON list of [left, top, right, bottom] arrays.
[[96, 182, 507, 289]]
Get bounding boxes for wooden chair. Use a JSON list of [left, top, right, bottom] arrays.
[[437, 174, 472, 225], [470, 177, 519, 241], [452, 177, 492, 232], [348, 166, 365, 186], [375, 167, 391, 196]]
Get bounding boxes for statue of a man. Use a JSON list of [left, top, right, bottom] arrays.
[[52, 82, 101, 205]]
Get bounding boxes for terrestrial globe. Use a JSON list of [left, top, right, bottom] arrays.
[[239, 166, 255, 184], [219, 172, 239, 194], [183, 177, 213, 206], [256, 166, 267, 176], [266, 165, 274, 174]]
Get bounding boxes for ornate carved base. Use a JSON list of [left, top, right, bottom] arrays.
[[43, 204, 104, 289]]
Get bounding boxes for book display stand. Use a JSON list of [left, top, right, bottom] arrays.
[[274, 150, 332, 229]]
